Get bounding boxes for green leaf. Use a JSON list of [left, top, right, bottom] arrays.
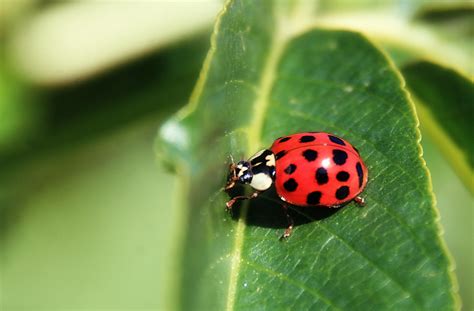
[[157, 0, 458, 310], [318, 0, 433, 14], [421, 133, 474, 311], [402, 60, 474, 193], [0, 66, 41, 153], [414, 2, 474, 28], [413, 3, 474, 65]]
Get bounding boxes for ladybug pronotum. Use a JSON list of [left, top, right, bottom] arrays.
[[225, 132, 368, 239]]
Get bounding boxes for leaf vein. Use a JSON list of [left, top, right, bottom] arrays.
[[244, 259, 343, 311]]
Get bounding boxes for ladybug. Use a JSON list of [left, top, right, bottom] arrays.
[[225, 132, 368, 239]]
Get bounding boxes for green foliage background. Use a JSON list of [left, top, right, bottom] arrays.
[[0, 0, 472, 310]]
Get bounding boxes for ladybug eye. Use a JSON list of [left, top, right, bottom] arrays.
[[235, 160, 252, 184], [239, 171, 253, 184]]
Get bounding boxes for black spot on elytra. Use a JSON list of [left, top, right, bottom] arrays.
[[302, 149, 318, 162], [284, 164, 297, 174], [336, 171, 350, 182], [283, 178, 298, 192], [332, 149, 347, 165], [275, 150, 287, 160], [328, 135, 345, 146], [356, 162, 364, 188], [315, 167, 328, 185], [335, 186, 350, 200], [306, 191, 322, 205], [279, 137, 291, 143], [299, 135, 316, 143]]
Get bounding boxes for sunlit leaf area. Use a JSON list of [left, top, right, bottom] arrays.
[[0, 1, 472, 310]]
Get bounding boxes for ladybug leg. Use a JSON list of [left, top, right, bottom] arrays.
[[225, 191, 260, 211], [354, 196, 366, 206], [279, 203, 294, 241]]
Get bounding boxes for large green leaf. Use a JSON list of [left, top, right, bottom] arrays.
[[157, 0, 458, 310], [402, 61, 474, 193]]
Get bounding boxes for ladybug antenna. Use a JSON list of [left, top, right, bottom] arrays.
[[225, 155, 238, 191]]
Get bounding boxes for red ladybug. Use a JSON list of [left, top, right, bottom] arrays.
[[225, 132, 368, 239]]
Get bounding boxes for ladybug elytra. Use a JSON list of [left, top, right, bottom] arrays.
[[225, 132, 368, 239]]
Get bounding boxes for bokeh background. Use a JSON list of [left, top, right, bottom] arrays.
[[0, 1, 472, 310]]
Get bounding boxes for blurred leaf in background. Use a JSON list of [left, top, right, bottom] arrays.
[[402, 61, 473, 193], [421, 134, 472, 311], [5, 0, 221, 85], [316, 0, 474, 75], [1, 0, 218, 309], [413, 2, 474, 58], [0, 34, 211, 172], [0, 66, 41, 154], [1, 121, 180, 309]]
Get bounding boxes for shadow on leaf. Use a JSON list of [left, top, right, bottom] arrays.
[[227, 186, 341, 229]]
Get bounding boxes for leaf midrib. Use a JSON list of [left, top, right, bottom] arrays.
[[195, 1, 460, 310], [225, 3, 317, 310], [224, 31, 430, 311], [245, 259, 343, 310]]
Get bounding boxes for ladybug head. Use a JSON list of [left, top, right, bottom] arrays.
[[225, 160, 253, 191], [225, 149, 276, 192]]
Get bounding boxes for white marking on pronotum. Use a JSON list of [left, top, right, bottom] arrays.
[[265, 154, 276, 167]]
